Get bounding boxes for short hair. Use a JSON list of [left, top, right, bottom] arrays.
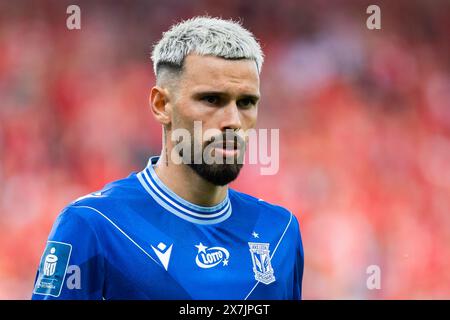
[[151, 16, 264, 77]]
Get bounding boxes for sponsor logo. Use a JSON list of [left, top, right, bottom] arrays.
[[195, 242, 230, 269]]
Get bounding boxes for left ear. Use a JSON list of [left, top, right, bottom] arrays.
[[149, 86, 172, 126]]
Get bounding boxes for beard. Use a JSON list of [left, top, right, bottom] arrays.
[[179, 131, 245, 186], [188, 161, 243, 186]]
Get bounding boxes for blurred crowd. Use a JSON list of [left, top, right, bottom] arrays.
[[0, 0, 449, 299]]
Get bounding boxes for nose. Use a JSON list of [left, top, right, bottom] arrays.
[[219, 101, 242, 131]]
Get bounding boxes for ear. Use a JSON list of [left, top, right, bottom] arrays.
[[149, 86, 172, 126]]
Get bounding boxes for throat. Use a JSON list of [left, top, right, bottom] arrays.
[[153, 160, 228, 207]]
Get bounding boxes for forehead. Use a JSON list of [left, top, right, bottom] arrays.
[[180, 54, 260, 94]]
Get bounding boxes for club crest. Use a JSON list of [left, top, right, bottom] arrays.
[[248, 242, 276, 285]]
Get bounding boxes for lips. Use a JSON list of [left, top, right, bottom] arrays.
[[209, 140, 240, 150]]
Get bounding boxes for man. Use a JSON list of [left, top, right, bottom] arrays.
[[32, 16, 304, 300]]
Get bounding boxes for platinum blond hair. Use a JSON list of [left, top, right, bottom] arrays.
[[151, 16, 264, 76]]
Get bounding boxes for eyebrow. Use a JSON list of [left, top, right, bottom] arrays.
[[192, 91, 260, 102]]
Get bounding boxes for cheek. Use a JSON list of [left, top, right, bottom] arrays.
[[176, 97, 212, 120], [171, 102, 210, 144], [171, 100, 199, 129], [170, 109, 184, 130], [242, 108, 258, 129]]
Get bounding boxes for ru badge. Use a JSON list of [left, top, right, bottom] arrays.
[[33, 241, 72, 297]]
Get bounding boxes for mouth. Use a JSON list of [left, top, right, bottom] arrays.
[[209, 140, 242, 157], [210, 139, 241, 148]]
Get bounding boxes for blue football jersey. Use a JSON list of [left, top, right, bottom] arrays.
[[32, 156, 304, 300]]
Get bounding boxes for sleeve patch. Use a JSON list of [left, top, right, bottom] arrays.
[[33, 241, 72, 297]]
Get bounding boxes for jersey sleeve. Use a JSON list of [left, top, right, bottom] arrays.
[[31, 206, 105, 300], [292, 215, 304, 300]]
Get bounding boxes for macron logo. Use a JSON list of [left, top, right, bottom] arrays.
[[151, 242, 173, 271]]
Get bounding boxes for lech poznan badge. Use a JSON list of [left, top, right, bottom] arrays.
[[248, 242, 276, 285]]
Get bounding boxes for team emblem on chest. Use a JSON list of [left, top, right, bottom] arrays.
[[248, 242, 276, 285]]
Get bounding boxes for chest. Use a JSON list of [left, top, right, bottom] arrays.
[[100, 223, 294, 299]]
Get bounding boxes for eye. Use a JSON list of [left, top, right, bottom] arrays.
[[237, 98, 257, 109], [201, 95, 220, 105]]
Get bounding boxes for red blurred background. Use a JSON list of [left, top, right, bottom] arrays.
[[0, 0, 449, 299]]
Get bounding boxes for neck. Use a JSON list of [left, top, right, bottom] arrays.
[[153, 151, 228, 207]]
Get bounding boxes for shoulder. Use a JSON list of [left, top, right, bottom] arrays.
[[55, 172, 143, 227], [73, 172, 142, 206], [72, 172, 141, 205], [229, 188, 301, 230]]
